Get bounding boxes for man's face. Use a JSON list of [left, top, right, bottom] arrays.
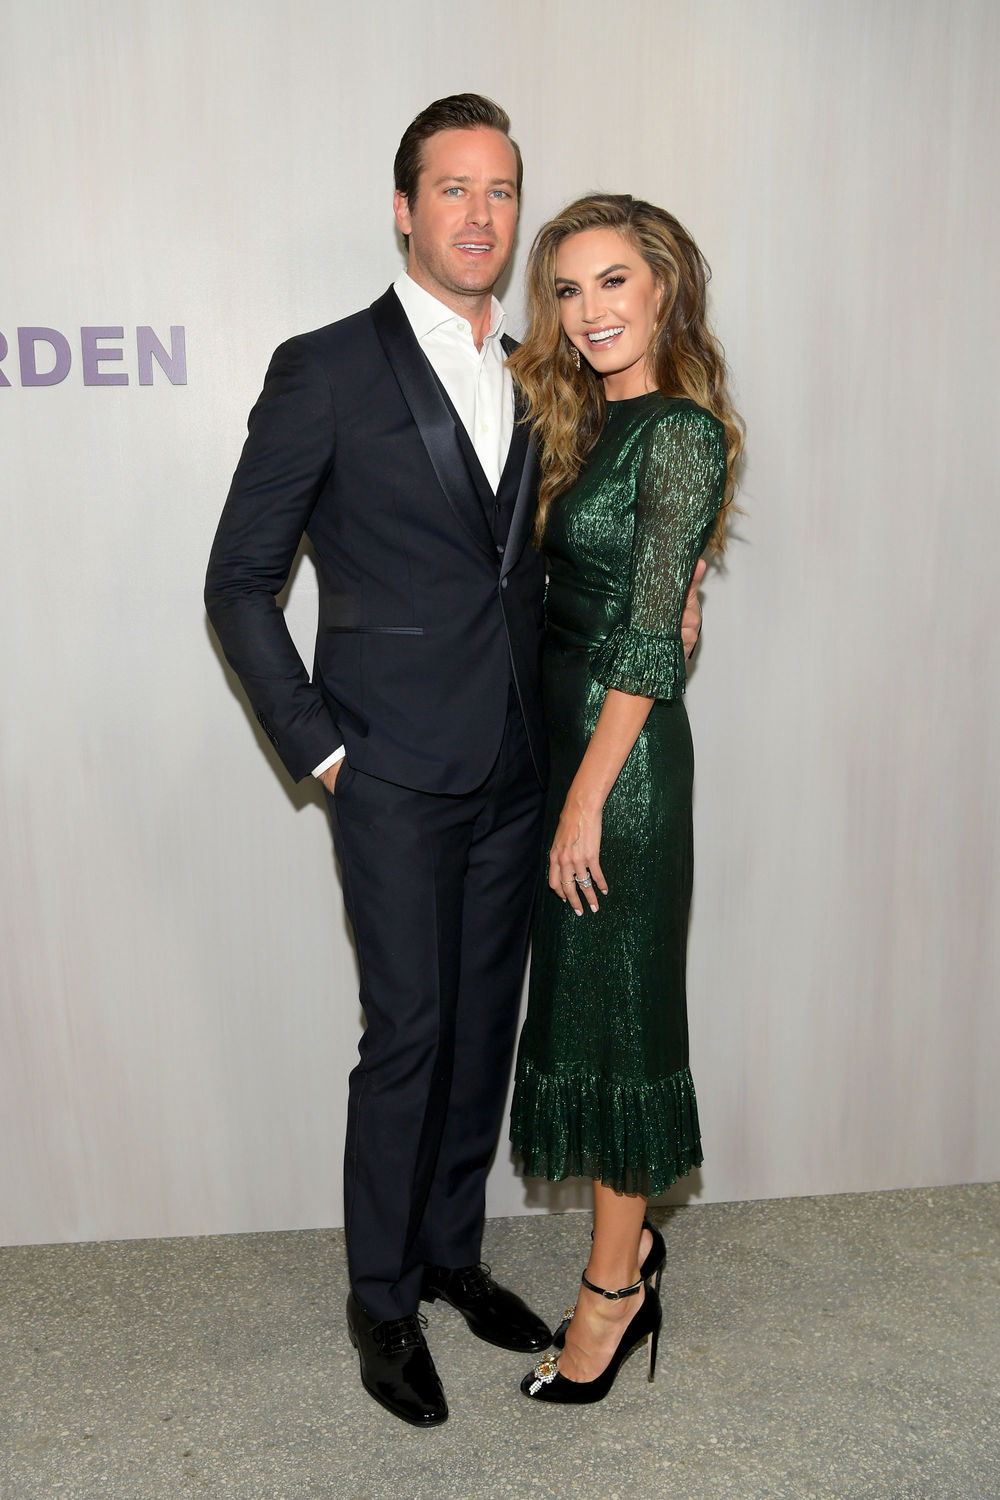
[[393, 126, 519, 309]]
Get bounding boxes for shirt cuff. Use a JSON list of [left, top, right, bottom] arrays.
[[312, 745, 346, 777]]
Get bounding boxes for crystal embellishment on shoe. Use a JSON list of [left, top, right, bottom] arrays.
[[527, 1357, 560, 1396]]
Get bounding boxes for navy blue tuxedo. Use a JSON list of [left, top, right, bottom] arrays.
[[206, 287, 546, 792], [206, 287, 546, 1319]]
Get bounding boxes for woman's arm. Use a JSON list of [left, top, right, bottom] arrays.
[[548, 687, 655, 914], [549, 407, 726, 916]]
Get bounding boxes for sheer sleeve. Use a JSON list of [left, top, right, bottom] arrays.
[[591, 405, 726, 699]]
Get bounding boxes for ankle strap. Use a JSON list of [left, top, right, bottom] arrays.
[[580, 1271, 644, 1301]]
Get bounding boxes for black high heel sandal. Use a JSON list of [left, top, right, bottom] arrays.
[[520, 1272, 661, 1404], [551, 1218, 666, 1349]]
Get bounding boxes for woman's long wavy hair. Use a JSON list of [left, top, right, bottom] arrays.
[[507, 195, 744, 549]]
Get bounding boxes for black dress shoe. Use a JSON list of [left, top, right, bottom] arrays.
[[421, 1263, 551, 1353], [346, 1293, 448, 1427]]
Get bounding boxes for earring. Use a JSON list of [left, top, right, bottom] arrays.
[[570, 345, 580, 371]]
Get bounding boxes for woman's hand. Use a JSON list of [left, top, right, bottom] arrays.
[[548, 795, 608, 915]]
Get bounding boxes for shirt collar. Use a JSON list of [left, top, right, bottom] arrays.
[[393, 271, 507, 344]]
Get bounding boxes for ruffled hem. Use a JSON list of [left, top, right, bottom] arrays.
[[590, 624, 686, 699], [510, 1061, 703, 1198]]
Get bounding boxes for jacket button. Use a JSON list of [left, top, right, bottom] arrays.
[[500, 577, 508, 590]]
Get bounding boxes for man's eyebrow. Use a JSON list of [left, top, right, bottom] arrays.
[[432, 174, 517, 188]]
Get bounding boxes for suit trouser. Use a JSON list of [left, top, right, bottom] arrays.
[[327, 695, 545, 1321]]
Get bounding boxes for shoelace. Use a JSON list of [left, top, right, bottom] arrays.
[[445, 1262, 494, 1301], [376, 1310, 429, 1356]]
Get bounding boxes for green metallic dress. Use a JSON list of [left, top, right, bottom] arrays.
[[510, 393, 727, 1197]]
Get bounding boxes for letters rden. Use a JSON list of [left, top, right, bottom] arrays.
[[0, 326, 187, 387]]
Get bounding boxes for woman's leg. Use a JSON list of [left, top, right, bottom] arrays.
[[557, 1181, 650, 1383]]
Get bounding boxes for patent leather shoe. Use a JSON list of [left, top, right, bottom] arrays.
[[346, 1292, 448, 1427], [421, 1263, 551, 1353]]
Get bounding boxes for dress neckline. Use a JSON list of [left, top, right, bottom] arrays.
[[605, 390, 664, 409]]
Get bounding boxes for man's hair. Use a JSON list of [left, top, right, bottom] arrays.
[[393, 93, 523, 245]]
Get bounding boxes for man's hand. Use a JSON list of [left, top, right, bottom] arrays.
[[681, 558, 707, 659], [318, 760, 344, 795]]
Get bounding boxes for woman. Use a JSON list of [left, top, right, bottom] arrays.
[[507, 195, 743, 1403]]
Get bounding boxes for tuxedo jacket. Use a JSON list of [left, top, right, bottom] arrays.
[[205, 287, 546, 794]]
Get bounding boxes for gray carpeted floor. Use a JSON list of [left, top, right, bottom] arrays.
[[1, 1183, 998, 1499]]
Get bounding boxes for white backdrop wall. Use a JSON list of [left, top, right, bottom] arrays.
[[1, 0, 997, 1246]]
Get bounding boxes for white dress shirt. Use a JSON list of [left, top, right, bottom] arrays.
[[312, 272, 515, 777]]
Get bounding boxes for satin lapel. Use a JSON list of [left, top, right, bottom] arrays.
[[498, 338, 540, 574], [370, 288, 496, 560], [500, 424, 540, 578], [496, 411, 529, 507]]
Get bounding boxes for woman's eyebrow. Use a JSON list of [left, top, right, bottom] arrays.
[[555, 263, 630, 285]]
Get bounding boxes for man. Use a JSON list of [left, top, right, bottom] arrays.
[[206, 94, 701, 1427]]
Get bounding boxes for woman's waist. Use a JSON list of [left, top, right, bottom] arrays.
[[544, 581, 624, 649]]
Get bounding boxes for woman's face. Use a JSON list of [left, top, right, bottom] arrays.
[[554, 227, 663, 400]]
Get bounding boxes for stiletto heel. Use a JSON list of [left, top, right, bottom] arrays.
[[552, 1217, 666, 1348], [520, 1276, 662, 1404], [647, 1308, 660, 1382], [640, 1217, 666, 1285]]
